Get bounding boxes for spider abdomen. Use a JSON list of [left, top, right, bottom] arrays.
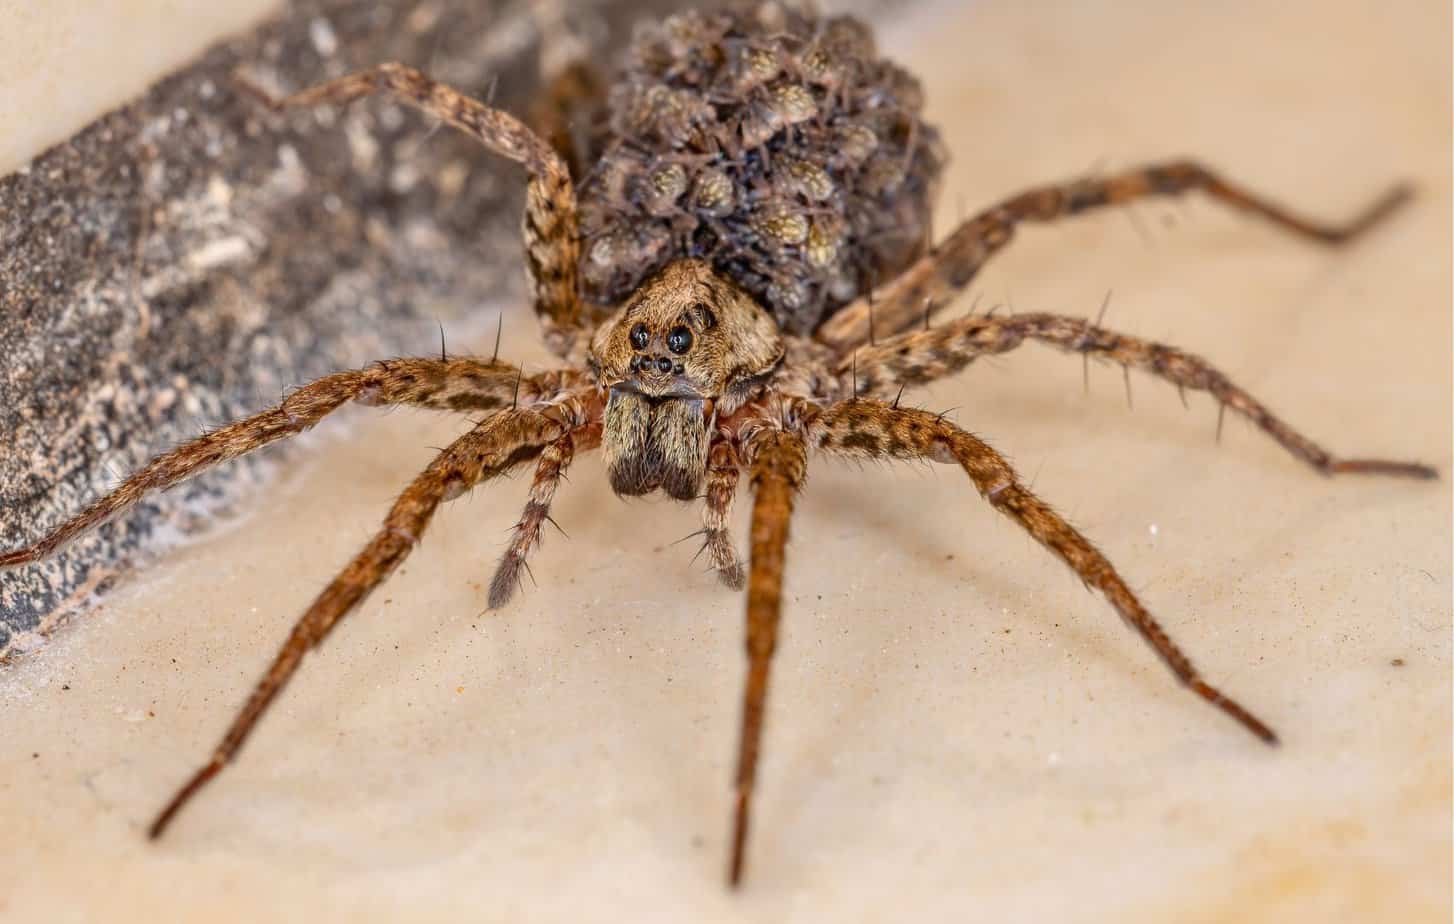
[[577, 1, 945, 335]]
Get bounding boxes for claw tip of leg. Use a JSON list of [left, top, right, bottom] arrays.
[[486, 564, 519, 610], [719, 566, 747, 592]]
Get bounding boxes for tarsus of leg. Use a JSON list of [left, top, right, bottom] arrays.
[[147, 408, 563, 839], [0, 357, 536, 573], [815, 159, 1412, 352], [806, 399, 1279, 746], [837, 312, 1437, 480], [487, 420, 604, 608]]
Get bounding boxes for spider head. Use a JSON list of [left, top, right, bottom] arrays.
[[589, 259, 784, 405], [589, 260, 784, 499]]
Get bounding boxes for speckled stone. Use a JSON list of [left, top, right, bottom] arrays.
[[0, 0, 690, 659]]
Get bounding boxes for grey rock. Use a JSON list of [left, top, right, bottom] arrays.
[[0, 0, 694, 659]]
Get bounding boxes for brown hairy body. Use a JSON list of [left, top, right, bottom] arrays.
[[0, 0, 1434, 888]]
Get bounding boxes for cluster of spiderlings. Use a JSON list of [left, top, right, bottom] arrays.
[[577, 0, 944, 335]]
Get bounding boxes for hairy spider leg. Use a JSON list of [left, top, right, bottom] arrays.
[[246, 63, 587, 358], [526, 0, 606, 183], [703, 439, 748, 590], [149, 407, 572, 838], [808, 398, 1280, 741], [838, 313, 1437, 480], [817, 160, 1412, 351], [0, 357, 534, 573], [729, 427, 808, 887], [488, 421, 603, 609]]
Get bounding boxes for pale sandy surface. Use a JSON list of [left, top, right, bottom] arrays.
[[2, 1, 1450, 921], [0, 0, 281, 174]]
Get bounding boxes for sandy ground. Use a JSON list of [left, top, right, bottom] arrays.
[[0, 0, 278, 174], [2, 0, 1450, 921]]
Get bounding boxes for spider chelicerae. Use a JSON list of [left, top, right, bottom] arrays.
[[0, 0, 1436, 887]]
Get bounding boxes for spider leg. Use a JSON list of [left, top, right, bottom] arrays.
[[529, 61, 604, 183], [526, 0, 604, 182], [243, 64, 585, 357], [816, 160, 1412, 351], [148, 408, 565, 839], [729, 428, 808, 887], [703, 439, 746, 590], [839, 312, 1436, 480], [808, 398, 1278, 744], [0, 357, 544, 572], [487, 419, 603, 608]]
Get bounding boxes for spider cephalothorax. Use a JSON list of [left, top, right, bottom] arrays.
[[1, 0, 1434, 889], [591, 259, 783, 497]]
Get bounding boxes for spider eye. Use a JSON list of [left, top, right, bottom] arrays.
[[693, 303, 717, 329], [666, 326, 693, 355], [629, 323, 649, 350]]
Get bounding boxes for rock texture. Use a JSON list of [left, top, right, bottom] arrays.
[[0, 0, 692, 659]]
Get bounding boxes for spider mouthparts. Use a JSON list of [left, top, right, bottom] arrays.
[[609, 380, 704, 402]]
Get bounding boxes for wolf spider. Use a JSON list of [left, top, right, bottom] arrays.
[[0, 30, 1436, 888]]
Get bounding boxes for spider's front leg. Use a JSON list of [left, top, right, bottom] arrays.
[[149, 406, 574, 838], [242, 64, 586, 357], [0, 357, 537, 573], [840, 312, 1436, 480], [729, 426, 808, 887], [817, 160, 1411, 351], [808, 398, 1278, 744]]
